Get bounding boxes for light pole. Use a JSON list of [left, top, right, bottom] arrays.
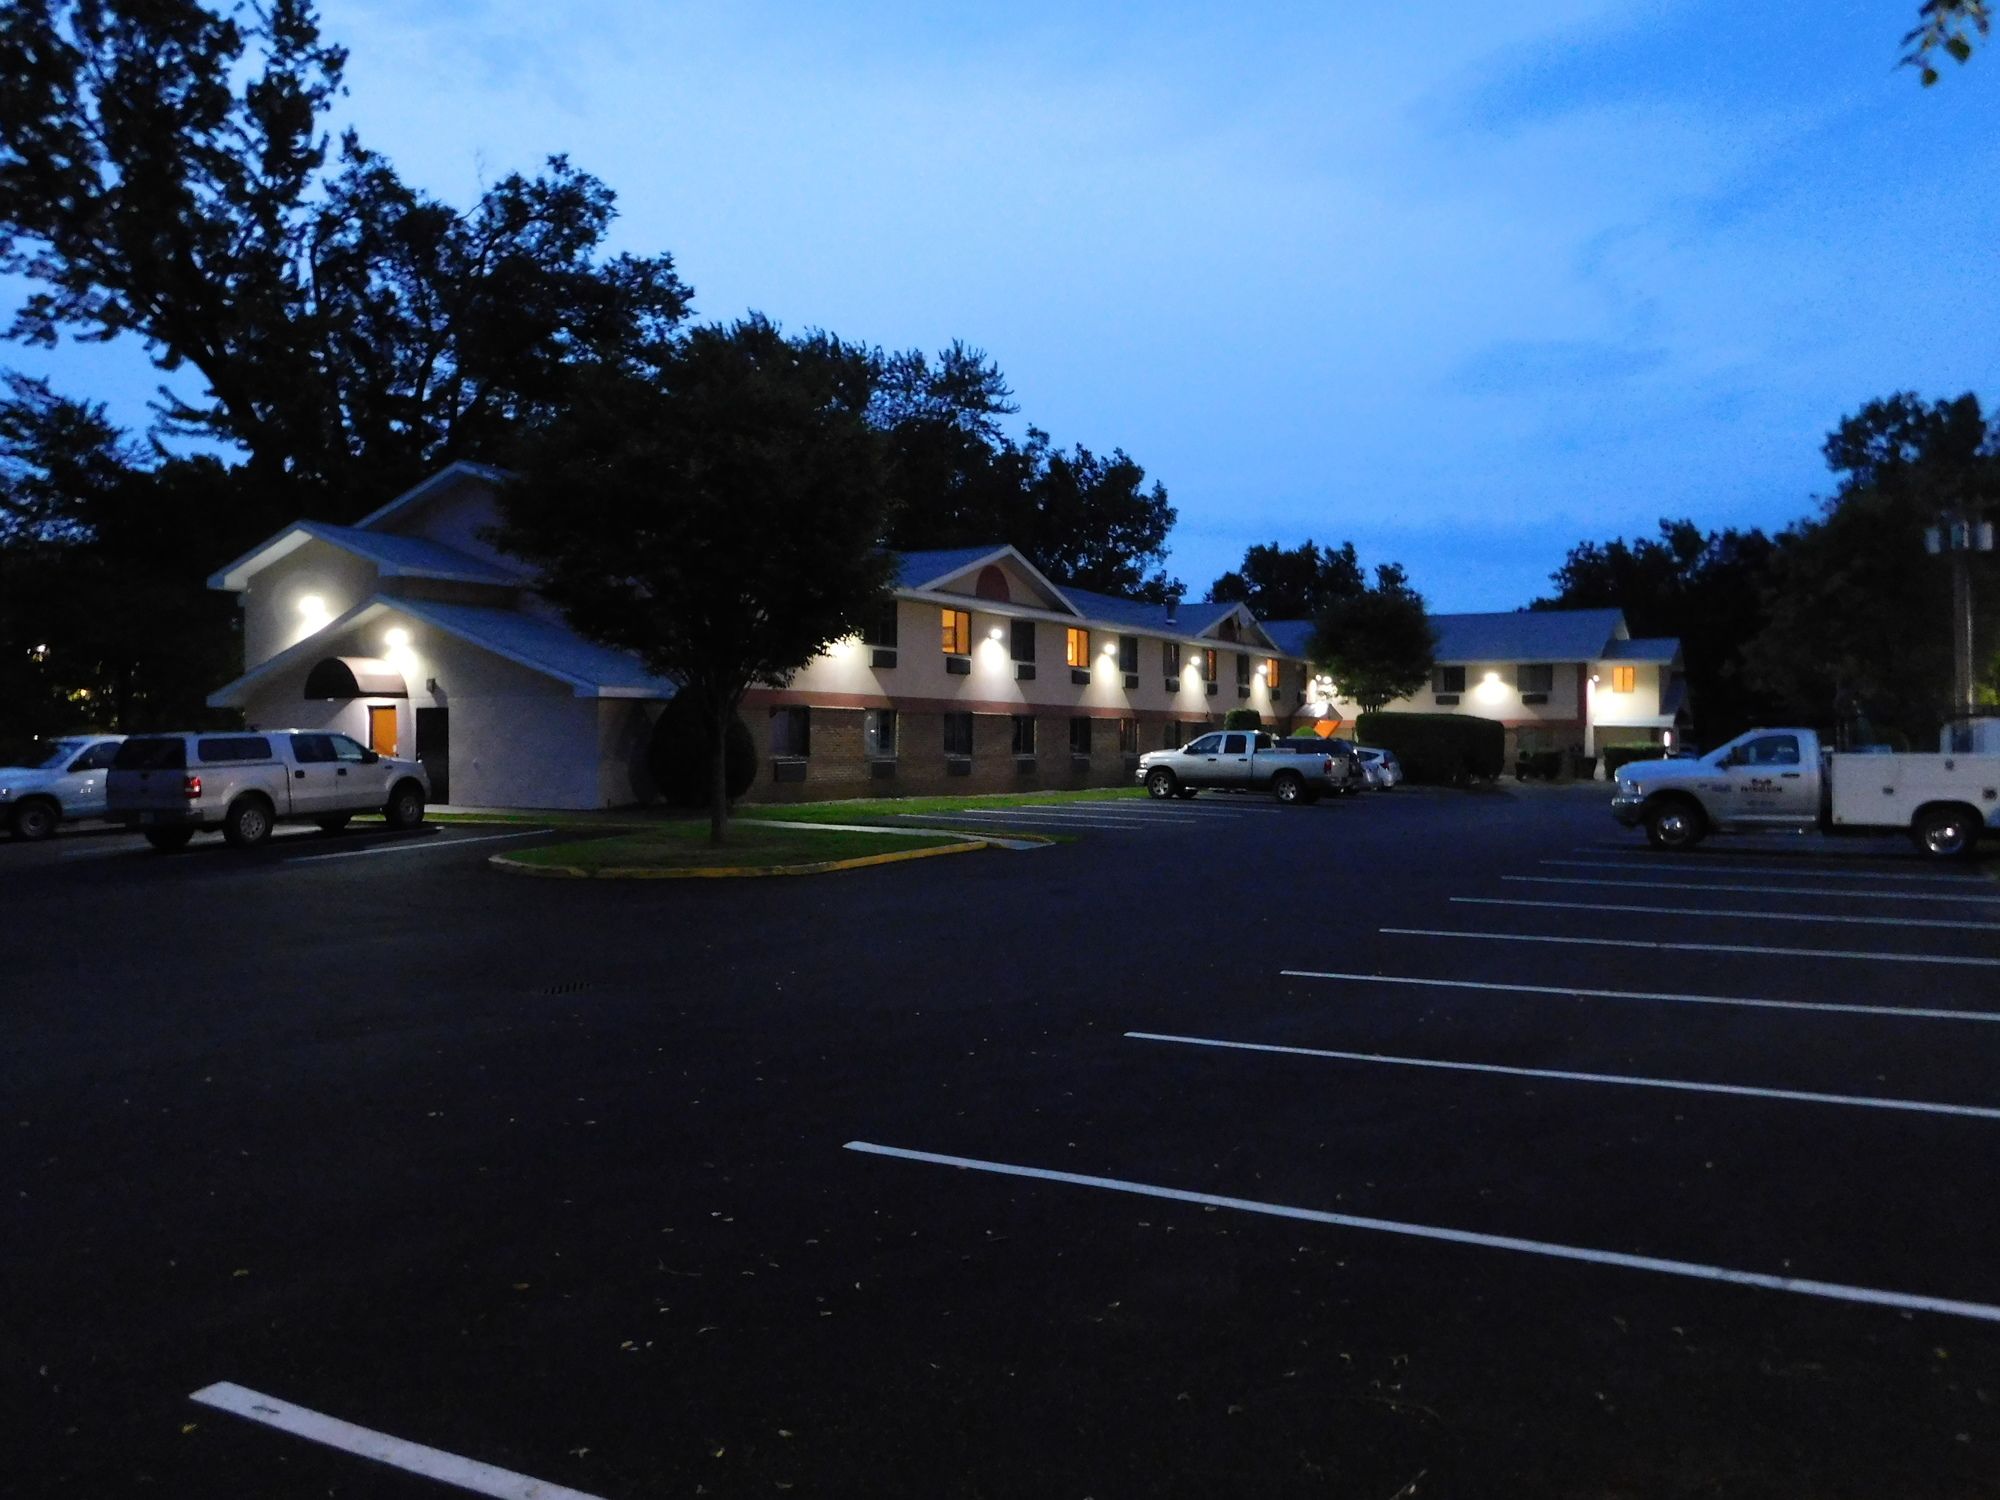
[[1925, 509, 1994, 746]]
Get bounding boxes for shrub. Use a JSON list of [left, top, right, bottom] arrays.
[[1223, 707, 1262, 730], [648, 692, 757, 806], [1357, 711, 1504, 785], [1601, 742, 1668, 778]]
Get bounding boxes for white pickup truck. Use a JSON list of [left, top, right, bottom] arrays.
[[1611, 727, 2000, 860], [1136, 731, 1348, 805], [107, 730, 430, 851]]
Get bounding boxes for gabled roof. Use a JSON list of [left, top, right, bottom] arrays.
[[1431, 608, 1626, 664], [207, 520, 526, 592], [352, 460, 513, 532], [208, 596, 675, 706], [891, 543, 1084, 617], [1053, 588, 1276, 649], [1601, 636, 1682, 664], [1260, 619, 1316, 659]]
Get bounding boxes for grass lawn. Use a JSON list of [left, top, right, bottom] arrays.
[[499, 821, 977, 874]]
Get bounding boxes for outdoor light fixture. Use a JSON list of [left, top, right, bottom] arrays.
[[385, 627, 410, 650], [989, 626, 1005, 641], [298, 594, 328, 621], [1589, 672, 1600, 684]]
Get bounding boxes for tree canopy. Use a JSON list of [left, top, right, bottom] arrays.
[[1309, 564, 1436, 714], [1904, 1, 1990, 84], [1209, 540, 1366, 620], [492, 317, 899, 842]]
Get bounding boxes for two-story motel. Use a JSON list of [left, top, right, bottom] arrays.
[[204, 464, 1314, 809]]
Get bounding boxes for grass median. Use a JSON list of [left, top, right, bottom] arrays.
[[739, 786, 1146, 825], [494, 820, 980, 878]]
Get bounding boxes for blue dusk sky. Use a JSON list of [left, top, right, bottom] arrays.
[[13, 1, 2000, 609]]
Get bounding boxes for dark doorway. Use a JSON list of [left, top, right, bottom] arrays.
[[415, 707, 450, 805]]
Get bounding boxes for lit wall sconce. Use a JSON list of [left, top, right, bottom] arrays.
[[989, 625, 1005, 641], [385, 627, 411, 650]]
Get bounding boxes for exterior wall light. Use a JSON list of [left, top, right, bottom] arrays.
[[989, 625, 1005, 641], [385, 627, 411, 650]]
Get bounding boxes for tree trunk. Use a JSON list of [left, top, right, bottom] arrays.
[[709, 695, 730, 846]]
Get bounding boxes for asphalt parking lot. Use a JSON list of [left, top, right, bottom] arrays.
[[7, 788, 1999, 1498]]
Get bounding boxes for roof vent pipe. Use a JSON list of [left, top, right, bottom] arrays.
[[1165, 596, 1178, 625]]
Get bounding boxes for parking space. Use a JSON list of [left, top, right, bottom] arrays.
[[12, 785, 2000, 1496]]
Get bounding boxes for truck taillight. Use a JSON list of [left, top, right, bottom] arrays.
[[1323, 757, 1333, 775], [182, 775, 202, 800]]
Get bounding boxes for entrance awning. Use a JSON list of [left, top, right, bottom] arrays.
[[303, 656, 408, 700]]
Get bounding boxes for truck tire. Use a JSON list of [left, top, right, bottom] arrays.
[[1912, 804, 1979, 861], [1643, 796, 1706, 851], [143, 827, 194, 852], [222, 794, 274, 849], [1272, 771, 1306, 806], [9, 797, 59, 841], [1145, 768, 1178, 800], [315, 813, 352, 833], [384, 780, 426, 831]]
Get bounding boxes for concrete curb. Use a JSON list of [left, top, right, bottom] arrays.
[[487, 837, 989, 881]]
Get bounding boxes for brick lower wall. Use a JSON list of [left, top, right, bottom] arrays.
[[737, 705, 1280, 804]]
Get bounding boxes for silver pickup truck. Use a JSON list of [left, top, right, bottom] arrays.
[[107, 730, 430, 851], [1612, 726, 2000, 860], [1136, 731, 1345, 805]]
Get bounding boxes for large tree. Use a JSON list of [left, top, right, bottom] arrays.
[[877, 344, 1180, 600], [1210, 540, 1366, 619], [1535, 520, 1777, 744], [494, 318, 899, 843], [1742, 393, 2000, 741], [0, 0, 690, 514], [1310, 564, 1436, 714]]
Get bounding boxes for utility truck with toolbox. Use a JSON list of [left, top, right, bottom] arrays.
[[1611, 726, 1999, 860], [1137, 731, 1347, 805], [107, 731, 430, 851]]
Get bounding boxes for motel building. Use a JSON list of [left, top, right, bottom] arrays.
[[206, 464, 1314, 809], [1264, 608, 1691, 765]]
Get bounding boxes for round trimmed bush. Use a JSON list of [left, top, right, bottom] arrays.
[[648, 692, 757, 806]]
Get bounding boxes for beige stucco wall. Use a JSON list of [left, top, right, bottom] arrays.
[[1591, 661, 1670, 730], [240, 537, 382, 669]]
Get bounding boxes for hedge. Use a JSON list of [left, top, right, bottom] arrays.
[[1223, 707, 1262, 730], [1601, 742, 1669, 778], [1356, 711, 1504, 785]]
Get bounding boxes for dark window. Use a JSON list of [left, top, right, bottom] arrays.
[[1011, 715, 1036, 755], [289, 733, 336, 764], [1011, 618, 1036, 663], [943, 712, 974, 758], [196, 736, 273, 763], [865, 709, 896, 758], [1162, 641, 1181, 676], [861, 601, 898, 648], [770, 706, 811, 757], [1236, 653, 1250, 686], [1163, 721, 1183, 749], [1432, 665, 1466, 694], [1118, 718, 1139, 753], [1517, 663, 1555, 694], [1069, 717, 1092, 755], [68, 741, 122, 772], [112, 737, 186, 771], [1118, 635, 1139, 673]]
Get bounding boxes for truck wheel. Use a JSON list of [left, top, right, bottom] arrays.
[[315, 814, 352, 833], [1644, 797, 1706, 851], [143, 828, 194, 852], [1272, 771, 1305, 806], [1145, 769, 1178, 800], [9, 798, 59, 842], [222, 795, 274, 848], [1913, 805, 1978, 861], [384, 781, 426, 831]]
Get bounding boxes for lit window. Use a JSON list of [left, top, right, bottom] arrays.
[[1011, 715, 1036, 756], [864, 709, 896, 758], [1202, 648, 1218, 680], [1263, 657, 1280, 689], [941, 609, 970, 656], [1611, 665, 1636, 693], [1066, 627, 1090, 669]]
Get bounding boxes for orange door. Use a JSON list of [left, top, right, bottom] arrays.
[[368, 705, 400, 757]]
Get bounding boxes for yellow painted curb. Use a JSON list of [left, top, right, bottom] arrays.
[[487, 838, 988, 881]]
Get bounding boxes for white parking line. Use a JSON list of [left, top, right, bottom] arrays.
[[277, 830, 552, 864], [1380, 927, 2000, 967], [1123, 1030, 2000, 1120], [1549, 858, 1990, 885], [1453, 896, 2000, 933], [189, 1382, 604, 1499], [1279, 969, 2000, 1022], [843, 1142, 2000, 1325], [1505, 875, 2000, 904]]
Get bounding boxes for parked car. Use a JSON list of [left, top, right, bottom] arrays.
[[0, 734, 127, 840], [106, 730, 430, 851], [1356, 746, 1403, 789], [1138, 730, 1344, 805], [1324, 739, 1371, 794]]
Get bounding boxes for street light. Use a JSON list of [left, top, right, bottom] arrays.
[[1924, 509, 1994, 744]]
